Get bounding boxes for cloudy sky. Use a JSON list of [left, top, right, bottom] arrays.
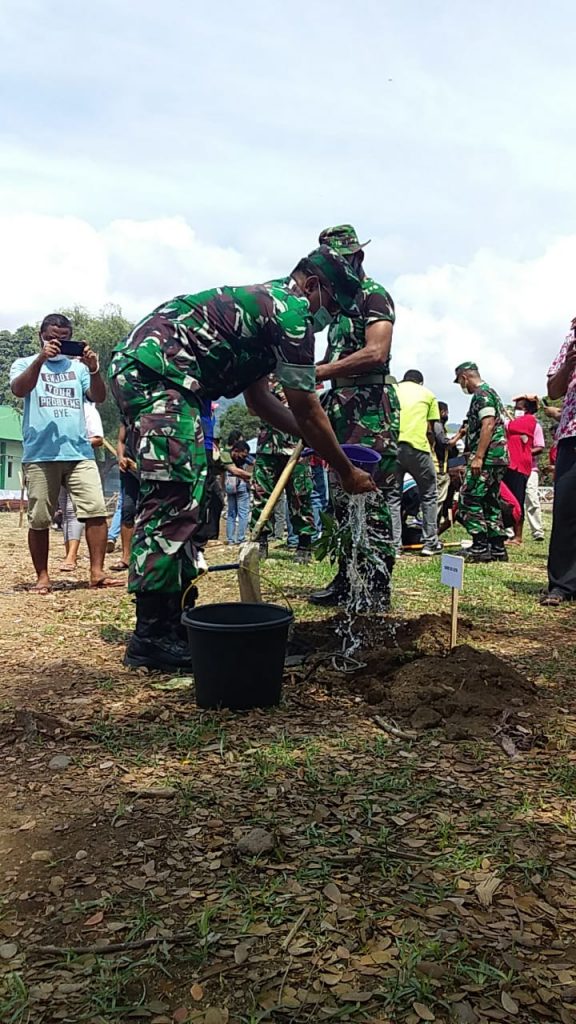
[[1, 0, 575, 417]]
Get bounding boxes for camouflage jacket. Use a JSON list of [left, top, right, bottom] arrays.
[[466, 383, 509, 467], [324, 276, 395, 374], [109, 280, 316, 400], [256, 377, 299, 456]]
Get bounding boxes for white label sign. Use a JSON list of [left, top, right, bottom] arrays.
[[441, 554, 465, 590]]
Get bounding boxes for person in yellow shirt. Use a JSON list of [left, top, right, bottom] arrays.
[[389, 369, 442, 555]]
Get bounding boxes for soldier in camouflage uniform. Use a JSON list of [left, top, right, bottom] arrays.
[[250, 376, 315, 563], [454, 361, 510, 563], [309, 225, 399, 610], [109, 246, 377, 670]]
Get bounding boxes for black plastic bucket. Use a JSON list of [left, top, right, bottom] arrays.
[[182, 602, 293, 710]]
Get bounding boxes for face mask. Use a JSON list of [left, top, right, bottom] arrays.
[[460, 383, 468, 394], [514, 409, 524, 418], [311, 283, 333, 333]]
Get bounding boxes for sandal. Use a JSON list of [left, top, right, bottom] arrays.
[[540, 590, 572, 607], [110, 561, 129, 572]]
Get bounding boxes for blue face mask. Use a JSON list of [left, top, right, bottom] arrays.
[[311, 283, 334, 333]]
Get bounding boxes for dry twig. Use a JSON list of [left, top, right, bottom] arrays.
[[30, 930, 198, 957], [373, 715, 417, 740]]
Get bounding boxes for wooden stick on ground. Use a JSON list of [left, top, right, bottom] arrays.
[[373, 715, 417, 740], [30, 930, 198, 957], [282, 907, 310, 950], [128, 786, 178, 799]]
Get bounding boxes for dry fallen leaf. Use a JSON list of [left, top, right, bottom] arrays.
[[172, 1009, 189, 1023], [413, 1002, 436, 1021], [204, 1010, 229, 1024], [190, 983, 204, 1001], [0, 943, 18, 960], [501, 991, 519, 1015], [323, 882, 342, 904], [234, 942, 250, 965], [338, 989, 372, 1002], [84, 910, 104, 927], [475, 873, 502, 908]]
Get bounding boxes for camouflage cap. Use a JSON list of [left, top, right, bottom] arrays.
[[453, 361, 479, 383], [306, 244, 362, 314], [318, 224, 371, 255]]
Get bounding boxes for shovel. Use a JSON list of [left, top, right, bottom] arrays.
[[237, 440, 304, 602]]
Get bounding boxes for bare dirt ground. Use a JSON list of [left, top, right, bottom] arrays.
[[1, 513, 576, 1024]]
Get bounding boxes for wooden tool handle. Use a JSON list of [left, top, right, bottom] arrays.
[[250, 441, 304, 542], [102, 438, 138, 474], [102, 438, 118, 458]]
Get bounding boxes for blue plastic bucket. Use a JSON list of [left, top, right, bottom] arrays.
[[303, 444, 381, 477]]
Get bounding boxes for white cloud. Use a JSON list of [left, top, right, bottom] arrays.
[[392, 236, 575, 416], [0, 212, 572, 421], [0, 213, 272, 328]]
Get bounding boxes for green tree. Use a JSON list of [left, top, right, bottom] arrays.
[[0, 325, 37, 408], [218, 400, 260, 443]]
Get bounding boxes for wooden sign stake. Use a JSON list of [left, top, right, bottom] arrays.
[[450, 586, 459, 649], [441, 554, 465, 650]]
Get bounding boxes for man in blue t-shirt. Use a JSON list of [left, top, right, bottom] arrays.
[[10, 313, 122, 594]]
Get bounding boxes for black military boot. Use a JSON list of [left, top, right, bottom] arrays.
[[309, 563, 349, 606], [124, 593, 194, 670], [463, 534, 492, 563], [490, 537, 509, 563]]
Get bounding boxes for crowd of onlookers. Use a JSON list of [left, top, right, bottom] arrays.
[[8, 310, 576, 608]]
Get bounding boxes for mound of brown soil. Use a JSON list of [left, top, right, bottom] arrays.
[[291, 616, 536, 739], [388, 643, 535, 738]]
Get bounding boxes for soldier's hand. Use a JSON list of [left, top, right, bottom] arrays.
[[339, 466, 378, 495], [470, 455, 484, 477]]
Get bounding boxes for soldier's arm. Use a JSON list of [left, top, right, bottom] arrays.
[[316, 321, 393, 381], [283, 388, 376, 494], [475, 416, 496, 462], [244, 379, 301, 436]]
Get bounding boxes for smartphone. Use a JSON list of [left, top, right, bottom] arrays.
[[60, 339, 86, 357]]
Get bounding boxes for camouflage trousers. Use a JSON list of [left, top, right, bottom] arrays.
[[323, 382, 399, 561], [109, 359, 207, 594], [457, 465, 506, 539], [250, 453, 315, 541]]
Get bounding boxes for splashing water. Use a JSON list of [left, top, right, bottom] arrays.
[[334, 492, 395, 659]]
